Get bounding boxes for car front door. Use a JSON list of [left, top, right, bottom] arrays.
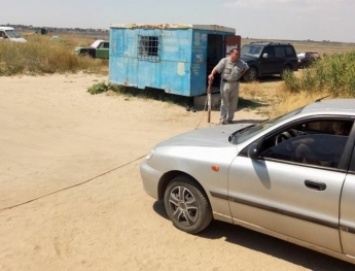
[[228, 118, 354, 252], [96, 42, 110, 59]]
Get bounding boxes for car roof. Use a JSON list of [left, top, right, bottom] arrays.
[[90, 39, 107, 48], [298, 51, 319, 54], [248, 42, 294, 46], [301, 99, 355, 115], [0, 26, 14, 31]]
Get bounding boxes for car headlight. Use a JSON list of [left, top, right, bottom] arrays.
[[146, 149, 155, 160]]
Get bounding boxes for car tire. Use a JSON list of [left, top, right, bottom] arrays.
[[164, 176, 212, 234], [244, 67, 257, 82]]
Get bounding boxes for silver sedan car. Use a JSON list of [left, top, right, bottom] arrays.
[[140, 99, 355, 265]]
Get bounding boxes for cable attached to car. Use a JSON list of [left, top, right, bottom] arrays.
[[0, 155, 146, 213]]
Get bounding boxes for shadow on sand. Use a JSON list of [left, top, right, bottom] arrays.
[[153, 200, 353, 271], [110, 85, 271, 112]]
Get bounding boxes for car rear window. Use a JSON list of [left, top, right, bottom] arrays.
[[285, 46, 296, 57]]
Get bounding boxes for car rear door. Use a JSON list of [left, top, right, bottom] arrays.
[[285, 46, 298, 70], [227, 118, 355, 252], [259, 46, 277, 75], [340, 150, 355, 257], [273, 46, 287, 72]]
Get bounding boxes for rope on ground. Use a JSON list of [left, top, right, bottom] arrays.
[[1, 98, 214, 213], [0, 155, 146, 213]]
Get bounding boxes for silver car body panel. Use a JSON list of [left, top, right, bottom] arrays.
[[340, 173, 355, 257], [143, 124, 253, 220], [228, 157, 345, 252], [140, 99, 355, 264]]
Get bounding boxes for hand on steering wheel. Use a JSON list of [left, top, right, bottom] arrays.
[[275, 131, 292, 145]]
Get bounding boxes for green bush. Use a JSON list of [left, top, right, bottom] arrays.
[[283, 51, 355, 96], [282, 70, 301, 93], [87, 82, 108, 95]]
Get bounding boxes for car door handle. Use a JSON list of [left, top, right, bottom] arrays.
[[304, 180, 327, 191]]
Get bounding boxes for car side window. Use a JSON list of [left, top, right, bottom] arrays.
[[285, 46, 295, 57], [262, 46, 274, 57], [259, 120, 353, 169], [274, 46, 286, 58]]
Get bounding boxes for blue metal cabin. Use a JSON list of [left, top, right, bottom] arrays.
[[109, 24, 240, 97]]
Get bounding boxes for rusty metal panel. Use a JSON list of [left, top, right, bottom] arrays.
[[225, 35, 242, 52]]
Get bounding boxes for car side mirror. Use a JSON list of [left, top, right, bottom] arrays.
[[262, 53, 268, 59], [247, 142, 260, 160]]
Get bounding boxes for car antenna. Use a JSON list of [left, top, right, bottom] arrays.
[[315, 95, 330, 103]]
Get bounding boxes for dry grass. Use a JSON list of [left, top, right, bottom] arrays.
[[271, 50, 355, 117], [0, 35, 107, 76], [273, 86, 327, 117], [242, 82, 262, 98], [282, 51, 355, 95], [240, 80, 282, 115]]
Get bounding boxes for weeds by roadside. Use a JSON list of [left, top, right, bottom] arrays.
[[0, 35, 107, 76], [87, 82, 108, 95], [276, 51, 355, 116], [283, 51, 355, 96]]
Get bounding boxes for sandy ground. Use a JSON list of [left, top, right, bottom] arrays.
[[0, 74, 353, 271]]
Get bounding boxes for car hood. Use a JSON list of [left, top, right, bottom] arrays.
[[156, 123, 254, 148]]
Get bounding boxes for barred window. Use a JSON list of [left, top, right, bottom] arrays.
[[138, 35, 160, 61]]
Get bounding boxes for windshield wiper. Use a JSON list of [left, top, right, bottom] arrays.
[[228, 124, 256, 142]]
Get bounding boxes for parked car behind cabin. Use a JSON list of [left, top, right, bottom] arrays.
[[74, 40, 109, 59], [0, 26, 27, 42], [141, 99, 355, 265], [297, 52, 320, 68], [240, 42, 298, 82]]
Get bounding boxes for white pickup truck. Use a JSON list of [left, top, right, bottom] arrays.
[[0, 26, 27, 42]]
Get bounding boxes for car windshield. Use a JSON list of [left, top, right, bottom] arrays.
[[5, 30, 22, 39], [91, 40, 104, 48], [241, 45, 263, 57], [230, 107, 304, 144]]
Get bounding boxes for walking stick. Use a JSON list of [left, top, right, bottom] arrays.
[[207, 80, 212, 123]]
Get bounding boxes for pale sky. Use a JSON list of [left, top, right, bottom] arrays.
[[2, 0, 355, 42]]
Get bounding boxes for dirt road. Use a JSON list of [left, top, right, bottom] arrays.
[[0, 74, 352, 271]]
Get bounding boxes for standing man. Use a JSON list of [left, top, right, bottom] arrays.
[[208, 48, 249, 125]]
